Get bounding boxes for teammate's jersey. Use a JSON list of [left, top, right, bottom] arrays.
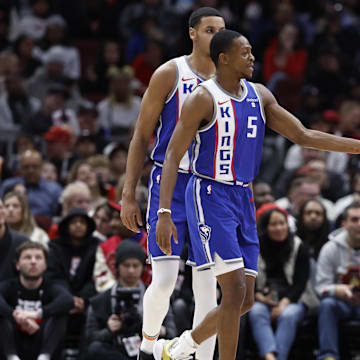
[[150, 56, 204, 172], [192, 78, 266, 184]]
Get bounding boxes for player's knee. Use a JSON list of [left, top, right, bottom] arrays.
[[241, 292, 255, 315]]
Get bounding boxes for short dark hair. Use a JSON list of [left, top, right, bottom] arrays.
[[210, 29, 241, 67], [188, 7, 223, 28], [343, 201, 360, 220], [16, 241, 48, 262]]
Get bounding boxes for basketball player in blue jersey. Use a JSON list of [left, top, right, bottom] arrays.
[[155, 29, 360, 360], [120, 7, 225, 360]]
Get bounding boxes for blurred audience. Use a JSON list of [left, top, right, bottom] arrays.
[[249, 203, 310, 360], [0, 150, 62, 218], [3, 191, 49, 248]]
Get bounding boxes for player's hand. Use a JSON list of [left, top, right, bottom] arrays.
[[121, 196, 143, 233], [156, 213, 178, 256]]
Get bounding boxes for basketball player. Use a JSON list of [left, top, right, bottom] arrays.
[[155, 30, 360, 360], [120, 8, 225, 360]]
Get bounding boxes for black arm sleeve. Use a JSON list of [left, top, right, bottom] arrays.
[[0, 282, 13, 318], [42, 284, 74, 318], [285, 244, 310, 302]]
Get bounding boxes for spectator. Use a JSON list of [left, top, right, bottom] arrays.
[[296, 199, 330, 260], [43, 125, 74, 183], [0, 198, 28, 282], [249, 203, 310, 360], [0, 72, 41, 132], [93, 201, 149, 292], [41, 161, 58, 183], [334, 170, 360, 224], [23, 84, 70, 136], [12, 34, 42, 79], [315, 202, 360, 360], [17, 0, 52, 41], [92, 202, 112, 242], [48, 181, 91, 240], [77, 102, 108, 153], [86, 240, 176, 360], [25, 46, 81, 105], [275, 177, 336, 221], [0, 241, 73, 360], [131, 39, 165, 90], [87, 155, 112, 197], [47, 208, 99, 349], [68, 160, 105, 210], [34, 16, 81, 81], [263, 22, 307, 84], [103, 143, 128, 186], [0, 150, 62, 218], [60, 181, 92, 216], [82, 40, 124, 95], [97, 66, 141, 143], [253, 181, 275, 209], [3, 191, 49, 248]]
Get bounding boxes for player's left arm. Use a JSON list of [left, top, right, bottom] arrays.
[[256, 83, 360, 154]]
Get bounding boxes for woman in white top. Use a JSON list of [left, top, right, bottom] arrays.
[[3, 191, 49, 248]]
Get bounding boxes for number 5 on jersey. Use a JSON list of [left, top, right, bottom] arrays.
[[247, 116, 257, 138]]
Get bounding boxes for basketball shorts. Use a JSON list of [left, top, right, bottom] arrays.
[[185, 175, 259, 277], [146, 164, 194, 262]]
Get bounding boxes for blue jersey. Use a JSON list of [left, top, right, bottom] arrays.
[[151, 56, 204, 172], [192, 78, 266, 184]]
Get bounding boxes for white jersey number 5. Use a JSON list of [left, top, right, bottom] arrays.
[[247, 116, 257, 138]]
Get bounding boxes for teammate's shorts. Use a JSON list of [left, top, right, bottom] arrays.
[[146, 164, 194, 262], [185, 175, 259, 277]]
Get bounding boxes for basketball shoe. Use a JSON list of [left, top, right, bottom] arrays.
[[153, 331, 197, 360]]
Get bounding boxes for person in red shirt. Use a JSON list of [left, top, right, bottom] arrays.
[[263, 23, 307, 84], [93, 201, 150, 293]]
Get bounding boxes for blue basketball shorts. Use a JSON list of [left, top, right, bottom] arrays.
[[146, 164, 194, 261], [185, 175, 259, 277]]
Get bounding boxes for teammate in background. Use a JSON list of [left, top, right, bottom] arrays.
[[155, 29, 360, 360], [120, 7, 225, 360]]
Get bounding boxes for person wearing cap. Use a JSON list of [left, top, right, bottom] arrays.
[[93, 201, 150, 294], [47, 208, 100, 349], [86, 240, 177, 360], [0, 150, 62, 218], [248, 203, 310, 360], [43, 125, 75, 183]]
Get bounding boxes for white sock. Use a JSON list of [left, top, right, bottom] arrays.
[[192, 268, 217, 360], [140, 259, 180, 354]]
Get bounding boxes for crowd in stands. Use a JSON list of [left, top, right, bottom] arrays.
[[0, 0, 360, 359]]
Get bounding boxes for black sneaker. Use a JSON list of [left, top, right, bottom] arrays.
[[138, 350, 155, 360]]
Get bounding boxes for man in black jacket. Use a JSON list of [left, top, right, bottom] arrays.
[[0, 199, 28, 283], [0, 241, 74, 360], [85, 240, 177, 360], [47, 208, 99, 349]]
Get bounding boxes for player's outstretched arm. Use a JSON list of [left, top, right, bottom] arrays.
[[121, 61, 177, 232], [156, 87, 213, 255], [257, 83, 360, 154]]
